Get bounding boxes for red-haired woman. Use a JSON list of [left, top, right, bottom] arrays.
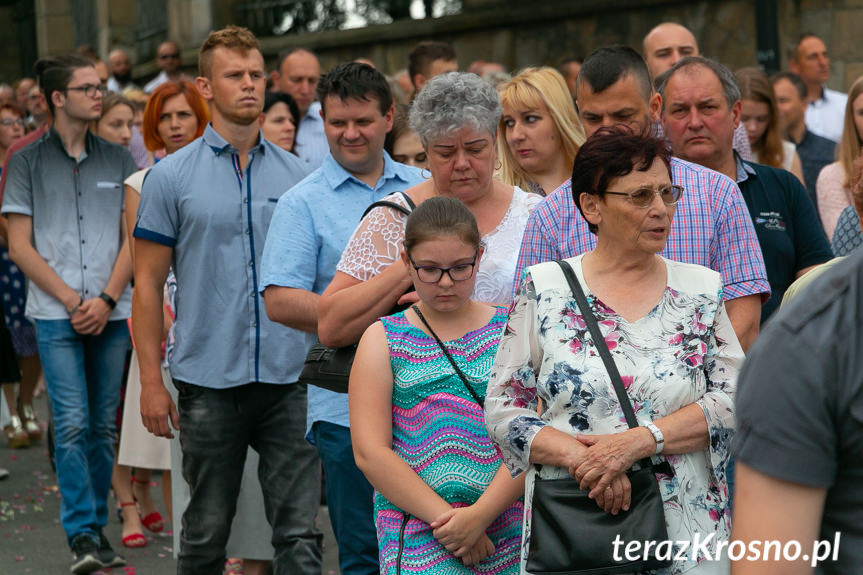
[[117, 80, 208, 548]]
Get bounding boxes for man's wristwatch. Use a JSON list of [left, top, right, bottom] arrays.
[[643, 422, 664, 455], [98, 292, 117, 310]]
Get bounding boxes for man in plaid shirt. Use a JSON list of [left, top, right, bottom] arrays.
[[513, 46, 769, 351]]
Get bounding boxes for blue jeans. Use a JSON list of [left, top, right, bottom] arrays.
[[176, 381, 322, 575], [312, 421, 379, 575], [35, 319, 129, 544]]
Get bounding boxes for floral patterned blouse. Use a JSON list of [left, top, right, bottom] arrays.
[[484, 256, 742, 574]]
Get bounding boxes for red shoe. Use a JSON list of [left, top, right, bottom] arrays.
[[132, 477, 164, 533], [119, 502, 148, 548], [141, 511, 164, 533]]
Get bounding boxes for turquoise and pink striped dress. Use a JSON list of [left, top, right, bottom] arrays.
[[376, 307, 522, 575]]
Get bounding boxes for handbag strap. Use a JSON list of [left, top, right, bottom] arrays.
[[411, 304, 484, 408], [557, 260, 654, 470], [360, 191, 416, 219]]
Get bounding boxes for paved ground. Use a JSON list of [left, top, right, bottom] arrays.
[[0, 393, 340, 574]]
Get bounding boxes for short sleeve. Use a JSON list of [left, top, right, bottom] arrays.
[[336, 192, 409, 281], [133, 162, 179, 247], [259, 189, 318, 292], [733, 319, 837, 487], [708, 174, 771, 301], [485, 271, 546, 477], [1, 151, 33, 216]]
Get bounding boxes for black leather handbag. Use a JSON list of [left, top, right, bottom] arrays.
[[525, 260, 673, 575], [299, 192, 416, 394]]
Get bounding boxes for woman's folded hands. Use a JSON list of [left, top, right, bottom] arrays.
[[569, 428, 656, 514]]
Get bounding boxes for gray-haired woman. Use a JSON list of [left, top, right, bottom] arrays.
[[318, 72, 542, 347]]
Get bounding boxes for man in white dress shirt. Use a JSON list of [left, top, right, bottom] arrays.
[[789, 33, 847, 143]]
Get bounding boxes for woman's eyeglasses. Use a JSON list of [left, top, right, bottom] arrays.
[[604, 184, 684, 208], [409, 252, 478, 283]]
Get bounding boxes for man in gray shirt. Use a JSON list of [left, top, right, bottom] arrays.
[[2, 54, 136, 574], [732, 249, 863, 574]]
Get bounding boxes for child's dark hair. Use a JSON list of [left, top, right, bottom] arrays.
[[404, 197, 480, 254]]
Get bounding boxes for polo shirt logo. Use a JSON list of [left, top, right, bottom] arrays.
[[755, 211, 786, 232]]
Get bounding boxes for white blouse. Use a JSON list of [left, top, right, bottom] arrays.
[[337, 186, 542, 305]]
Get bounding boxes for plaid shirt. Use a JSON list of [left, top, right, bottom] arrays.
[[513, 156, 771, 302]]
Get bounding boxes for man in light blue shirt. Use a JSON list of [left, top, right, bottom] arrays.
[[133, 27, 320, 575], [261, 62, 423, 575], [276, 48, 328, 169]]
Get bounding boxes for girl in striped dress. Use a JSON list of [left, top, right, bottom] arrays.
[[350, 197, 523, 575]]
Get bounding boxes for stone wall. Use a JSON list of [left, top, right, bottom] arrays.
[[250, 0, 862, 94], [21, 0, 863, 95]]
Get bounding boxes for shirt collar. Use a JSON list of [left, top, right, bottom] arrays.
[[46, 126, 94, 162], [303, 101, 322, 122], [202, 123, 266, 157], [734, 151, 756, 184], [321, 150, 406, 190]]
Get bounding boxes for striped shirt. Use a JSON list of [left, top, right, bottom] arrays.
[[512, 156, 771, 302]]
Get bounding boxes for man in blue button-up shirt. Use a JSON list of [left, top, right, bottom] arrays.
[[132, 27, 320, 575], [260, 63, 424, 575]]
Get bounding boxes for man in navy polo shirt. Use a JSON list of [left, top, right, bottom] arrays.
[[659, 56, 833, 323], [260, 63, 424, 575], [3, 54, 136, 573], [132, 26, 319, 575]]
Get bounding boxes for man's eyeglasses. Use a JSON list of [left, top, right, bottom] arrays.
[[159, 52, 181, 60], [409, 252, 478, 283], [64, 84, 107, 99], [604, 184, 684, 208], [0, 118, 25, 127]]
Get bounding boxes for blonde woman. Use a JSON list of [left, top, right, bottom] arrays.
[[497, 67, 585, 196], [817, 75, 863, 238]]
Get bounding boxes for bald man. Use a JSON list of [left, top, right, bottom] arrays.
[[643, 23, 698, 79], [107, 49, 138, 93], [276, 48, 328, 169], [644, 22, 753, 161], [144, 41, 186, 93]]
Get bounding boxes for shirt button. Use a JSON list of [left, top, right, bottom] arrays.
[[250, 290, 255, 297], [252, 322, 257, 327], [83, 265, 87, 270], [245, 229, 250, 235], [243, 198, 249, 204], [79, 216, 83, 221], [81, 240, 86, 244], [248, 261, 254, 267]]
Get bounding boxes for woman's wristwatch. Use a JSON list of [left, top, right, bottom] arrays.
[[643, 422, 665, 454]]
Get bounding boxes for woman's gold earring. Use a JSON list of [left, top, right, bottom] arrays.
[[421, 167, 431, 179], [495, 160, 502, 171]]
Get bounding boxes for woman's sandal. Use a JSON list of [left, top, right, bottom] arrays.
[[119, 502, 147, 548], [132, 476, 164, 533]]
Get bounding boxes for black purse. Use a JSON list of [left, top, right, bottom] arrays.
[[525, 260, 673, 575], [299, 192, 416, 393]]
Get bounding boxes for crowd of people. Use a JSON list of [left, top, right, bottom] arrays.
[[0, 17, 861, 575]]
